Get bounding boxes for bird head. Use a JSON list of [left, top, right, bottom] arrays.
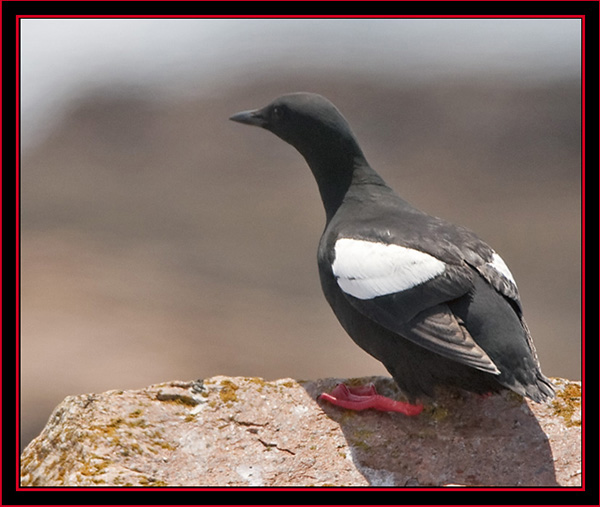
[[230, 93, 363, 161]]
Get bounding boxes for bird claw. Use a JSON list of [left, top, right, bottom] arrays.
[[319, 383, 423, 416]]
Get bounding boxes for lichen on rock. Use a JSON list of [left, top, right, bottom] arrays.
[[20, 376, 582, 487]]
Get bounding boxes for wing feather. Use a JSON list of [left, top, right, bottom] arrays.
[[331, 237, 500, 373]]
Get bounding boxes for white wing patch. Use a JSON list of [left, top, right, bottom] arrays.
[[332, 238, 446, 300], [487, 252, 516, 286]]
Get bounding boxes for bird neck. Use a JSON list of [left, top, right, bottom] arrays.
[[305, 151, 389, 223]]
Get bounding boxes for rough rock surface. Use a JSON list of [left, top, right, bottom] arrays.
[[20, 376, 581, 487]]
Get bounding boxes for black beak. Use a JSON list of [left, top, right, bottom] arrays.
[[229, 108, 267, 127]]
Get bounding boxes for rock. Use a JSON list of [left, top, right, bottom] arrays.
[[20, 376, 581, 487]]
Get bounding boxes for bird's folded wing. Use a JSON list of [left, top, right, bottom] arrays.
[[331, 237, 500, 374], [471, 251, 521, 309], [404, 304, 500, 374], [345, 294, 500, 374]]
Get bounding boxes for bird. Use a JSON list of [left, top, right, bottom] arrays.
[[230, 92, 555, 415]]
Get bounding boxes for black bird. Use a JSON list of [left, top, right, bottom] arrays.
[[230, 93, 554, 414]]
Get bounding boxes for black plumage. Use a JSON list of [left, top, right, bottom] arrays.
[[230, 92, 554, 404]]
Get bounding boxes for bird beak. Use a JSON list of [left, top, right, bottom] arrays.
[[229, 108, 267, 128]]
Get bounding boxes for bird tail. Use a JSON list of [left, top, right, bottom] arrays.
[[508, 371, 555, 403], [528, 372, 556, 402], [517, 318, 555, 402]]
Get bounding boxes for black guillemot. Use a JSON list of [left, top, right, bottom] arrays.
[[230, 92, 554, 415]]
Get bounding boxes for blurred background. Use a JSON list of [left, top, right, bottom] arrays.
[[20, 18, 582, 450]]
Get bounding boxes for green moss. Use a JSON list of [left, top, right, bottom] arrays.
[[147, 430, 176, 451], [121, 442, 143, 457], [130, 442, 143, 454], [426, 405, 450, 422], [158, 393, 199, 406], [219, 379, 239, 403], [138, 476, 168, 487], [102, 417, 124, 437], [155, 440, 176, 451], [79, 457, 111, 477], [552, 382, 581, 427], [108, 417, 124, 427], [127, 418, 149, 428]]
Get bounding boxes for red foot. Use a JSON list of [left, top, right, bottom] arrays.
[[319, 383, 423, 416]]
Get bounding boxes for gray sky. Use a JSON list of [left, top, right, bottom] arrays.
[[20, 18, 581, 148]]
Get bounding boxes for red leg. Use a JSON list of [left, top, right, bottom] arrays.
[[319, 383, 423, 416]]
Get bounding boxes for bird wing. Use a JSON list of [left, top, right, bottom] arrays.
[[471, 250, 521, 309], [330, 237, 501, 374]]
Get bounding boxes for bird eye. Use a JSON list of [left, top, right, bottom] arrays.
[[272, 106, 284, 120]]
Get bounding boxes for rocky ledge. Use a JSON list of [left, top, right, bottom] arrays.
[[20, 376, 581, 487]]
